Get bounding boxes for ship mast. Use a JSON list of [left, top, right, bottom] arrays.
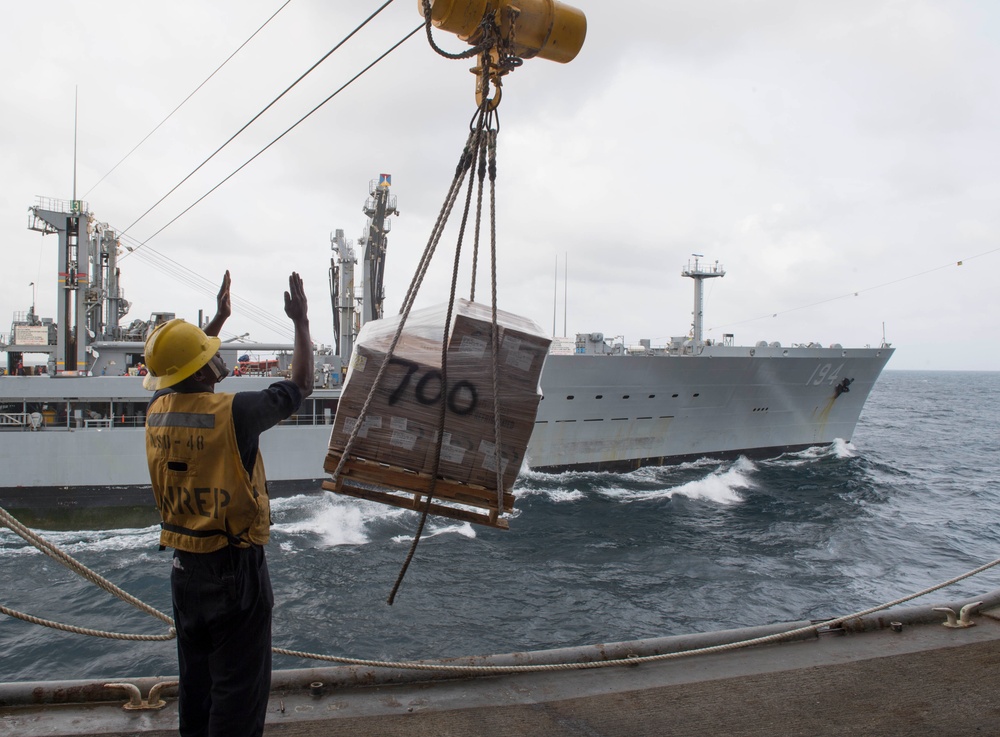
[[682, 255, 725, 349]]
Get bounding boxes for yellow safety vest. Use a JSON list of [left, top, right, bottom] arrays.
[[146, 392, 270, 552]]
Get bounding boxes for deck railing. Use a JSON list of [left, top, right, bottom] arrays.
[[0, 412, 30, 428]]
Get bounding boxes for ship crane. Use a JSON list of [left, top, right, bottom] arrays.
[[358, 176, 398, 325], [328, 176, 398, 376], [329, 228, 356, 366]]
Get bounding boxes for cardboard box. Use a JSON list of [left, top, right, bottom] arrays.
[[327, 299, 550, 494]]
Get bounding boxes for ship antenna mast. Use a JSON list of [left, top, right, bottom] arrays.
[[552, 255, 557, 336], [73, 87, 78, 202], [682, 254, 725, 349]]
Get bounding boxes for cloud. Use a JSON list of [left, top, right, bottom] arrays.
[[1, 0, 998, 369]]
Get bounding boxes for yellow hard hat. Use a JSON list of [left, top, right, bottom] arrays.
[[143, 319, 221, 391]]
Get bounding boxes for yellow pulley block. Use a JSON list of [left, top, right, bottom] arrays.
[[420, 0, 587, 108], [421, 0, 586, 62]]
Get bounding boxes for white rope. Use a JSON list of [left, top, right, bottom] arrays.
[[3, 503, 998, 672], [273, 555, 1000, 673], [0, 504, 175, 640], [0, 603, 175, 641]]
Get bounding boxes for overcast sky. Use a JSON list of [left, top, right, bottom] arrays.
[[2, 1, 998, 371]]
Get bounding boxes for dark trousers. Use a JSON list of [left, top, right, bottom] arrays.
[[171, 545, 273, 737]]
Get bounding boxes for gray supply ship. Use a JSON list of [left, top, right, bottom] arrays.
[[0, 191, 893, 506], [529, 252, 893, 471]]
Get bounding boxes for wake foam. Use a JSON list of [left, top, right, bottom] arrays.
[[596, 457, 755, 505], [0, 525, 160, 557], [272, 493, 401, 548], [392, 521, 477, 544], [765, 439, 857, 467], [271, 494, 478, 548], [661, 456, 754, 504], [513, 486, 585, 503], [514, 457, 757, 506]]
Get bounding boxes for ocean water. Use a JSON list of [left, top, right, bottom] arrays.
[[1, 370, 999, 683]]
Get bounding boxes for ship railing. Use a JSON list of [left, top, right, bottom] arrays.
[[0, 412, 45, 430], [271, 397, 338, 428], [278, 414, 333, 427], [0, 412, 30, 428], [33, 195, 88, 214], [84, 418, 113, 429]]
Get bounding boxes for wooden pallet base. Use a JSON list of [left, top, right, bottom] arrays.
[[323, 453, 513, 530]]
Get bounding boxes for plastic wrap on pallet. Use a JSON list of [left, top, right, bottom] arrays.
[[328, 299, 550, 494]]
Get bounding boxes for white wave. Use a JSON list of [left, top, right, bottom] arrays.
[[541, 488, 585, 503], [670, 458, 755, 504], [517, 467, 606, 483], [272, 494, 392, 547], [766, 439, 857, 467], [513, 487, 585, 503], [829, 438, 856, 458], [519, 456, 720, 486], [599, 457, 755, 505], [392, 520, 477, 544], [624, 460, 727, 485], [0, 525, 161, 557]]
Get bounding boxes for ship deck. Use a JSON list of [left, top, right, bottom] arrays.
[[2, 590, 998, 736]]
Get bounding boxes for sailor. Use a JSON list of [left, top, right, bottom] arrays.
[[143, 270, 313, 737]]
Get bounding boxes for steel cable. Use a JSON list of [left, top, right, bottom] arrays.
[[83, 0, 293, 199], [120, 0, 399, 241]]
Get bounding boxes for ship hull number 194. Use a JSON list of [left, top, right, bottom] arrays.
[[806, 362, 844, 386]]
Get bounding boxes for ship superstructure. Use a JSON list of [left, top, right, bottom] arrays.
[[7, 199, 135, 377]]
